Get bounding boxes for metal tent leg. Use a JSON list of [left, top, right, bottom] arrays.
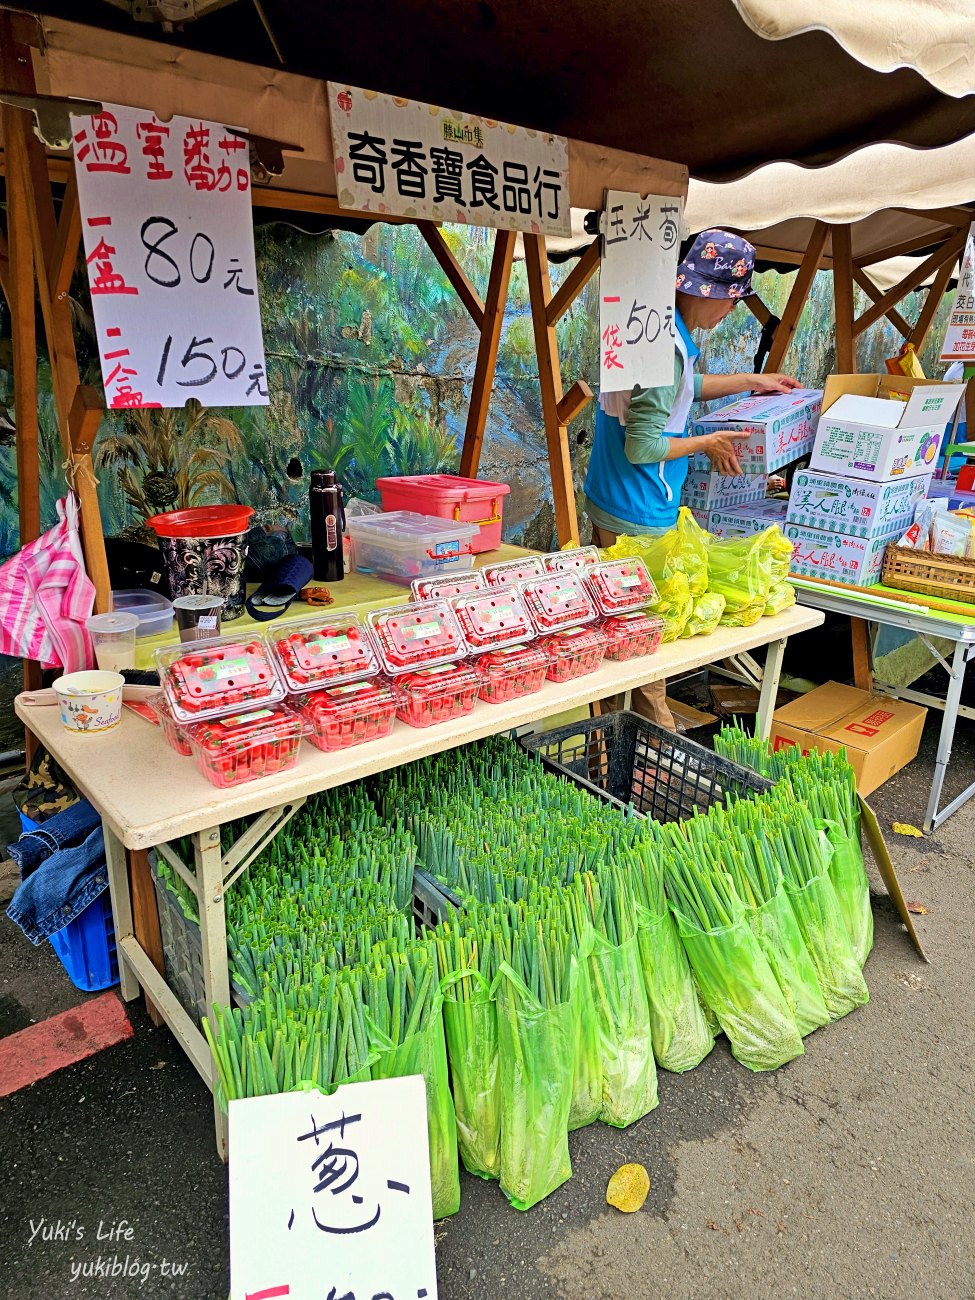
[[925, 641, 974, 833]]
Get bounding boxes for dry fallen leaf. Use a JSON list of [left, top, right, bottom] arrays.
[[606, 1163, 650, 1213], [906, 900, 930, 915], [893, 823, 924, 838]]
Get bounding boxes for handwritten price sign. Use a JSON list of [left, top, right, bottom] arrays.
[[71, 103, 268, 410], [230, 1077, 437, 1300]]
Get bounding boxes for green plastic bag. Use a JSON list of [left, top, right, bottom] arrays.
[[587, 931, 658, 1127], [674, 904, 805, 1071], [635, 902, 714, 1072], [440, 970, 501, 1180], [784, 868, 870, 1020], [823, 818, 874, 968], [492, 961, 574, 1210], [750, 887, 830, 1038], [708, 532, 776, 627], [682, 591, 727, 638], [370, 998, 461, 1219], [569, 949, 602, 1131]]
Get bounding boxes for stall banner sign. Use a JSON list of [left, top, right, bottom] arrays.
[[229, 1075, 437, 1300], [599, 191, 682, 391], [328, 83, 569, 237], [941, 221, 975, 362], [71, 103, 268, 410]]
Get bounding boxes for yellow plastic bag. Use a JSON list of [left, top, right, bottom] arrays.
[[605, 530, 692, 641], [708, 533, 776, 627], [682, 591, 726, 637], [764, 582, 796, 616]]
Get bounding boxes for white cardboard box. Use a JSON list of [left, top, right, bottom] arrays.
[[785, 522, 889, 586], [708, 498, 789, 538], [809, 375, 965, 482], [688, 388, 823, 474], [681, 470, 768, 511], [787, 470, 932, 540]]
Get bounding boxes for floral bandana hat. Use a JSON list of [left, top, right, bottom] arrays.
[[676, 229, 755, 299]]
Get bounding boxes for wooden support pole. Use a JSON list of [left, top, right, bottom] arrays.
[[744, 294, 772, 326], [831, 224, 857, 372], [459, 228, 515, 479], [523, 232, 580, 546], [764, 220, 828, 373], [851, 267, 910, 338], [851, 618, 873, 692], [128, 849, 165, 1026], [556, 379, 593, 426], [853, 228, 967, 337], [909, 257, 956, 351], [417, 222, 484, 329], [0, 229, 10, 304], [49, 170, 80, 306], [854, 226, 964, 267], [546, 237, 600, 326]]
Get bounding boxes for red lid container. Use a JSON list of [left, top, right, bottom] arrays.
[[292, 678, 398, 752], [394, 663, 480, 729], [585, 558, 658, 615], [146, 504, 254, 538], [266, 613, 380, 693], [602, 611, 665, 662], [411, 570, 487, 601], [186, 706, 304, 788], [476, 643, 548, 705], [155, 634, 286, 724], [367, 601, 466, 674], [543, 546, 600, 573], [520, 571, 597, 632], [538, 625, 607, 682], [450, 588, 536, 652], [149, 692, 192, 757], [482, 555, 546, 587]]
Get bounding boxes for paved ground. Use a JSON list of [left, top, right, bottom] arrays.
[[1, 712, 973, 1300]]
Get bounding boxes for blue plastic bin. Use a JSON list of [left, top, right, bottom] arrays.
[[19, 809, 120, 993]]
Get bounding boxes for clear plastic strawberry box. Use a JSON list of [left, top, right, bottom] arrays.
[[291, 678, 398, 752], [450, 588, 536, 652], [266, 613, 380, 692], [394, 662, 480, 728], [585, 558, 659, 615], [185, 706, 305, 788], [602, 611, 665, 662], [538, 625, 607, 682], [476, 644, 548, 704], [482, 555, 546, 587], [520, 571, 597, 632], [366, 600, 466, 674], [411, 570, 487, 601], [543, 546, 600, 573], [149, 692, 192, 757], [156, 634, 286, 724]]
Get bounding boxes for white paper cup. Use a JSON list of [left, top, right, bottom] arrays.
[[54, 671, 125, 734], [86, 612, 140, 671]]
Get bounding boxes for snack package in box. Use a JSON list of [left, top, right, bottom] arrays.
[[483, 555, 546, 587], [149, 692, 192, 756], [543, 546, 600, 573], [450, 588, 536, 652], [155, 634, 286, 724], [185, 706, 304, 788], [394, 663, 481, 728], [520, 571, 597, 632], [411, 570, 487, 601], [538, 624, 607, 682], [366, 600, 467, 674], [476, 643, 549, 704], [266, 613, 380, 693], [292, 679, 398, 752], [602, 611, 665, 661], [585, 558, 658, 615]]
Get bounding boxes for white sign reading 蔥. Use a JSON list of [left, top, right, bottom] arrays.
[[229, 1076, 437, 1300], [940, 222, 975, 363], [599, 191, 682, 392], [71, 103, 268, 410], [328, 83, 570, 237]]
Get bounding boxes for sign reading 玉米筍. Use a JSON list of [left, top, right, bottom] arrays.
[[940, 221, 975, 362], [328, 83, 570, 237], [71, 103, 268, 410]]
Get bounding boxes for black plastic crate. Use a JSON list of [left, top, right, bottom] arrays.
[[519, 711, 771, 822], [412, 867, 462, 929]]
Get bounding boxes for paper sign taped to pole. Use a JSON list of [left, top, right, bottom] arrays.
[[229, 1075, 437, 1300], [940, 221, 975, 362], [71, 103, 268, 410], [599, 191, 682, 392]]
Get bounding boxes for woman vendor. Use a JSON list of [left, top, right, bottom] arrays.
[[584, 229, 801, 730]]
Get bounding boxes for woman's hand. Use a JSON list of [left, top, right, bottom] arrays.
[[703, 430, 743, 476], [747, 372, 802, 394]]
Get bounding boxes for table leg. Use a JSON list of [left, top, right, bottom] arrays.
[[193, 826, 231, 1159], [102, 822, 140, 1002], [755, 637, 787, 741], [925, 640, 969, 833]]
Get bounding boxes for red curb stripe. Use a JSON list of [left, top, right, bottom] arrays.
[[0, 992, 134, 1097]]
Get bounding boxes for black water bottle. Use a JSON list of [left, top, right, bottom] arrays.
[[310, 470, 345, 583]]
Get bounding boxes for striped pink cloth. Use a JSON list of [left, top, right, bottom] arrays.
[[0, 493, 95, 671]]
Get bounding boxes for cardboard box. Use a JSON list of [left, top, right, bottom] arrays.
[[681, 470, 767, 511], [809, 375, 965, 482], [769, 681, 926, 796], [708, 498, 789, 538], [688, 388, 823, 474], [784, 522, 888, 586], [787, 469, 932, 540]]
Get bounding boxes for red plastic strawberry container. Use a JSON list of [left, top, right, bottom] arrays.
[[411, 570, 487, 601], [155, 634, 286, 724], [602, 611, 665, 661], [292, 678, 398, 752], [482, 555, 546, 587], [538, 625, 607, 682], [476, 644, 548, 704], [450, 588, 536, 652], [266, 613, 380, 693], [366, 600, 466, 674], [186, 706, 304, 788], [394, 663, 480, 728], [148, 692, 192, 757], [585, 558, 659, 615], [520, 571, 597, 632], [543, 546, 600, 573]]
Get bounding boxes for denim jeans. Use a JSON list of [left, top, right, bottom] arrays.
[[7, 798, 101, 877], [6, 800, 108, 944]]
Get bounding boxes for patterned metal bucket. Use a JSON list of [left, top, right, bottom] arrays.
[[156, 530, 250, 621]]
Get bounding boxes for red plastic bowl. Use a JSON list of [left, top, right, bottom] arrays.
[[146, 505, 254, 538]]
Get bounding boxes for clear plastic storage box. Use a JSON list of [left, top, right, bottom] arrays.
[[347, 510, 478, 584], [538, 625, 607, 682], [482, 555, 546, 586], [394, 663, 481, 728], [585, 558, 658, 614], [602, 611, 665, 661], [543, 546, 600, 573], [149, 692, 192, 756], [520, 571, 597, 632], [450, 588, 536, 652], [475, 643, 548, 704], [266, 613, 380, 692], [291, 679, 398, 752], [155, 634, 286, 724], [185, 706, 305, 788], [366, 600, 467, 674], [410, 570, 487, 601]]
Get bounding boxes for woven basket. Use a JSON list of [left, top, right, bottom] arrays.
[[882, 543, 975, 603]]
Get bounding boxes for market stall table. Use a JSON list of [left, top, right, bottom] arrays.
[[794, 578, 975, 832], [15, 603, 824, 1153]]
